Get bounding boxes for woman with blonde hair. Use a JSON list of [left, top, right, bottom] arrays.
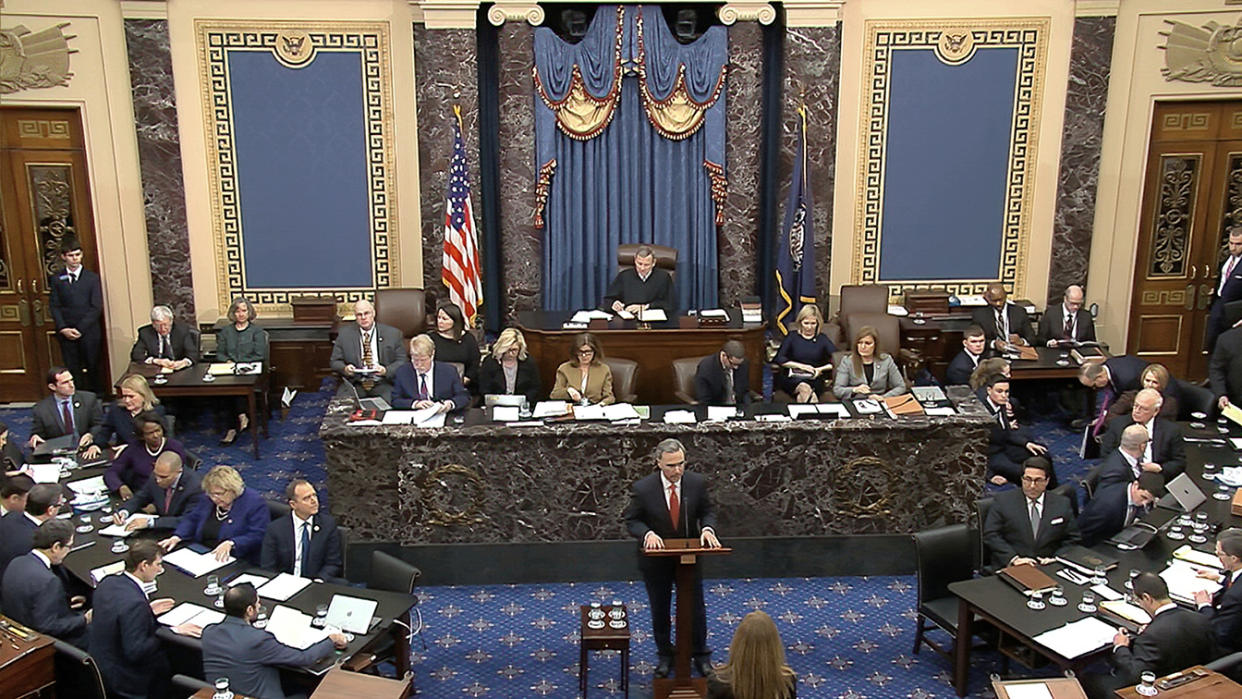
[[93, 374, 165, 448], [832, 325, 906, 400], [159, 465, 268, 563], [478, 328, 542, 406], [968, 357, 1011, 390], [1106, 362, 1179, 424], [550, 333, 614, 405], [773, 305, 836, 403], [708, 610, 796, 699]]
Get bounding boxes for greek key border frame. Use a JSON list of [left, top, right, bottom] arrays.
[[852, 18, 1049, 300], [195, 20, 399, 312]]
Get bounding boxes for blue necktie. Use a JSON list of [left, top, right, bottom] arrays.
[[299, 521, 311, 576]]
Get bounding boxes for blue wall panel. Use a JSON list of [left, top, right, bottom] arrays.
[[879, 48, 1018, 281], [227, 51, 371, 288]]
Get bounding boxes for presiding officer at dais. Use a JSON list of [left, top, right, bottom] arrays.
[[551, 332, 615, 405], [391, 334, 470, 412], [603, 245, 676, 316], [160, 465, 268, 563]]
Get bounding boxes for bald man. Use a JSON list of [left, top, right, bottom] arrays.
[[1037, 285, 1096, 346], [971, 283, 1035, 351], [329, 299, 407, 401]]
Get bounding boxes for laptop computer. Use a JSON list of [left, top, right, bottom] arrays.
[[324, 594, 378, 635], [1157, 472, 1208, 513], [32, 434, 76, 458], [343, 378, 390, 412]]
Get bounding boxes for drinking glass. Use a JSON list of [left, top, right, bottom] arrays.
[[1136, 671, 1158, 696], [213, 677, 233, 699], [1026, 590, 1046, 611], [1078, 590, 1097, 613], [204, 575, 221, 596]]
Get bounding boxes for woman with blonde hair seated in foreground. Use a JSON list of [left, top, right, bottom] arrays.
[[708, 610, 796, 699]]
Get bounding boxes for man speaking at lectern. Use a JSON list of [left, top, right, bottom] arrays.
[[624, 438, 721, 680]]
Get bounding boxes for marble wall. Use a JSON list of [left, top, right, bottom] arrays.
[[124, 19, 195, 321], [413, 27, 480, 291], [719, 23, 764, 306], [496, 24, 540, 316], [781, 25, 840, 298], [1047, 16, 1115, 302]]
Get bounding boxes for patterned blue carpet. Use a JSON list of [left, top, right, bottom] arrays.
[[0, 379, 1097, 698]]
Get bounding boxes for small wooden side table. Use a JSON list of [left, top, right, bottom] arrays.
[[0, 615, 55, 699], [580, 604, 631, 698], [310, 667, 412, 698]]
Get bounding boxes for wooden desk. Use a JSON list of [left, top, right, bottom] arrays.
[[994, 677, 1086, 699], [0, 615, 54, 699], [310, 667, 411, 698], [1115, 667, 1242, 698], [517, 310, 765, 405], [191, 689, 255, 699], [122, 362, 268, 458]]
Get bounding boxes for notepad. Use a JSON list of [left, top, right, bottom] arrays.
[[97, 523, 137, 538], [492, 406, 520, 422], [533, 401, 569, 418], [705, 406, 736, 422], [573, 405, 607, 421], [638, 308, 667, 322], [663, 410, 697, 424], [158, 602, 225, 629], [162, 547, 234, 578], [1032, 617, 1115, 659], [30, 463, 61, 484], [256, 573, 312, 601], [266, 605, 332, 649], [1100, 600, 1152, 625], [90, 561, 125, 585], [66, 476, 107, 495], [1172, 544, 1223, 569], [603, 403, 640, 421], [1160, 560, 1222, 603]]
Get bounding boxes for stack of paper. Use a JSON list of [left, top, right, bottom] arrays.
[[97, 522, 138, 538], [638, 308, 667, 322], [573, 405, 607, 420], [663, 410, 697, 424], [533, 401, 569, 418], [1032, 617, 1115, 659], [705, 406, 737, 422], [492, 406, 520, 422], [1160, 560, 1222, 604], [257, 573, 312, 601], [266, 605, 332, 649], [163, 548, 234, 578], [1100, 599, 1152, 625], [570, 310, 612, 323], [699, 309, 729, 320], [925, 406, 957, 416], [1172, 545, 1223, 569], [157, 602, 225, 629], [67, 476, 107, 496], [852, 399, 882, 415], [603, 404, 640, 420], [886, 304, 909, 317], [30, 463, 61, 484]]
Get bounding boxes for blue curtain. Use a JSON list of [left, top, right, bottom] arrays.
[[534, 6, 726, 311]]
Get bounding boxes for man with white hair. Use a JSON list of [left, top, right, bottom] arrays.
[[130, 305, 199, 369], [329, 299, 406, 401], [1037, 284, 1096, 346], [1099, 387, 1185, 480]]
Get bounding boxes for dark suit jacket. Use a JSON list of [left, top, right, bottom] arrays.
[[623, 471, 716, 573], [1103, 355, 1149, 395], [1088, 448, 1141, 493], [173, 487, 269, 563], [603, 267, 676, 314], [202, 615, 336, 699], [982, 488, 1080, 571], [260, 512, 343, 580], [477, 356, 542, 406], [48, 267, 102, 334], [1208, 258, 1242, 350], [1210, 327, 1242, 405], [1036, 304, 1097, 344], [1200, 571, 1242, 655], [976, 389, 1037, 461], [945, 350, 981, 386], [31, 391, 103, 441], [694, 355, 750, 405], [130, 322, 200, 363], [972, 303, 1035, 346], [1111, 606, 1217, 685], [330, 322, 406, 385], [118, 467, 204, 531], [92, 403, 167, 448], [391, 361, 469, 410], [1, 552, 88, 645], [1079, 482, 1141, 546], [1099, 416, 1185, 480], [90, 573, 169, 698], [0, 512, 38, 581]]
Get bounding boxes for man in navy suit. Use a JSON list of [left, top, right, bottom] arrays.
[[623, 438, 721, 679], [1195, 528, 1242, 656], [1088, 424, 1152, 495], [977, 377, 1054, 487], [203, 582, 346, 698], [48, 240, 103, 392], [1037, 285, 1097, 346], [981, 456, 1080, 572], [28, 367, 103, 459], [693, 340, 750, 405], [945, 325, 986, 386], [0, 484, 63, 580], [261, 479, 343, 581], [90, 540, 199, 699], [1077, 355, 1149, 434], [1098, 389, 1185, 480], [1207, 227, 1242, 353], [1, 519, 89, 647], [391, 334, 469, 411], [1079, 473, 1164, 546], [971, 283, 1035, 351], [112, 452, 203, 532]]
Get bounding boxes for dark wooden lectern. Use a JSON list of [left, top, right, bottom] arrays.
[[644, 538, 732, 699]]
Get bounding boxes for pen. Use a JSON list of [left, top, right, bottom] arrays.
[[70, 540, 96, 552]]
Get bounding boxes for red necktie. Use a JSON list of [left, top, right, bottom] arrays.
[[418, 374, 429, 401], [1227, 257, 1238, 284], [62, 400, 74, 435], [668, 484, 680, 530], [163, 486, 174, 513]]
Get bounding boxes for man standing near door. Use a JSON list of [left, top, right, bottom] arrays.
[[48, 239, 103, 392], [1207, 227, 1242, 353]]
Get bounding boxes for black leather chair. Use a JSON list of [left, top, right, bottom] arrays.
[[672, 356, 707, 405], [184, 449, 203, 471], [603, 357, 640, 404], [1206, 650, 1242, 682], [1177, 380, 1216, 420], [1050, 481, 1079, 518], [617, 243, 678, 281], [369, 550, 421, 594], [266, 498, 291, 522], [973, 497, 995, 575], [912, 523, 976, 661], [52, 638, 107, 699]]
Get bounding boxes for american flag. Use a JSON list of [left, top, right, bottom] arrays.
[[442, 111, 482, 325]]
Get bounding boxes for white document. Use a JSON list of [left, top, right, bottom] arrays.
[[787, 404, 820, 418], [573, 404, 607, 421], [570, 309, 612, 323], [1000, 683, 1056, 699], [1160, 560, 1222, 603], [603, 403, 640, 421], [699, 309, 729, 320], [67, 476, 107, 495], [533, 401, 569, 418], [816, 403, 849, 417], [852, 399, 882, 414], [1032, 616, 1116, 659], [158, 602, 225, 629], [615, 309, 635, 320], [1218, 466, 1242, 487], [228, 573, 271, 588], [1091, 583, 1124, 601], [755, 414, 792, 422], [256, 573, 313, 602], [1100, 600, 1152, 625], [925, 406, 957, 416], [1230, 437, 1242, 450], [886, 304, 909, 317], [381, 411, 416, 425], [638, 308, 667, 322], [492, 406, 520, 422], [663, 410, 697, 424], [1172, 544, 1224, 569], [414, 413, 446, 428], [162, 547, 234, 578], [265, 605, 332, 650], [30, 463, 61, 484], [957, 294, 987, 306], [705, 406, 736, 422], [97, 523, 137, 538], [90, 561, 125, 585]]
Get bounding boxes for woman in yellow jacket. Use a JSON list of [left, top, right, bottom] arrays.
[[549, 332, 615, 405]]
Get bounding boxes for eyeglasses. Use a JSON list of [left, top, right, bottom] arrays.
[[1021, 476, 1047, 484], [577, 349, 595, 356]]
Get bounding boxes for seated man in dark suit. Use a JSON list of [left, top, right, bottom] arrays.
[[977, 376, 1054, 487], [1082, 573, 1217, 699], [131, 304, 199, 370], [391, 334, 469, 411], [945, 325, 986, 386], [603, 245, 676, 316], [0, 474, 33, 518], [111, 452, 203, 532], [981, 456, 1079, 571], [1037, 285, 1096, 346], [1089, 424, 1152, 494], [0, 484, 64, 581], [261, 479, 343, 582], [971, 282, 1035, 351], [330, 299, 407, 402], [1211, 325, 1242, 413], [1079, 472, 1164, 546], [1098, 389, 1185, 481], [1195, 528, 1242, 656], [28, 366, 103, 459], [203, 582, 346, 699], [694, 340, 750, 405], [1, 519, 89, 647]]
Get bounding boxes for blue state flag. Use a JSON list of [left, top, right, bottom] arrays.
[[774, 108, 816, 335]]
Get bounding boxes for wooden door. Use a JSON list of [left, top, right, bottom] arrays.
[[0, 108, 107, 400], [1128, 101, 1242, 379]]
